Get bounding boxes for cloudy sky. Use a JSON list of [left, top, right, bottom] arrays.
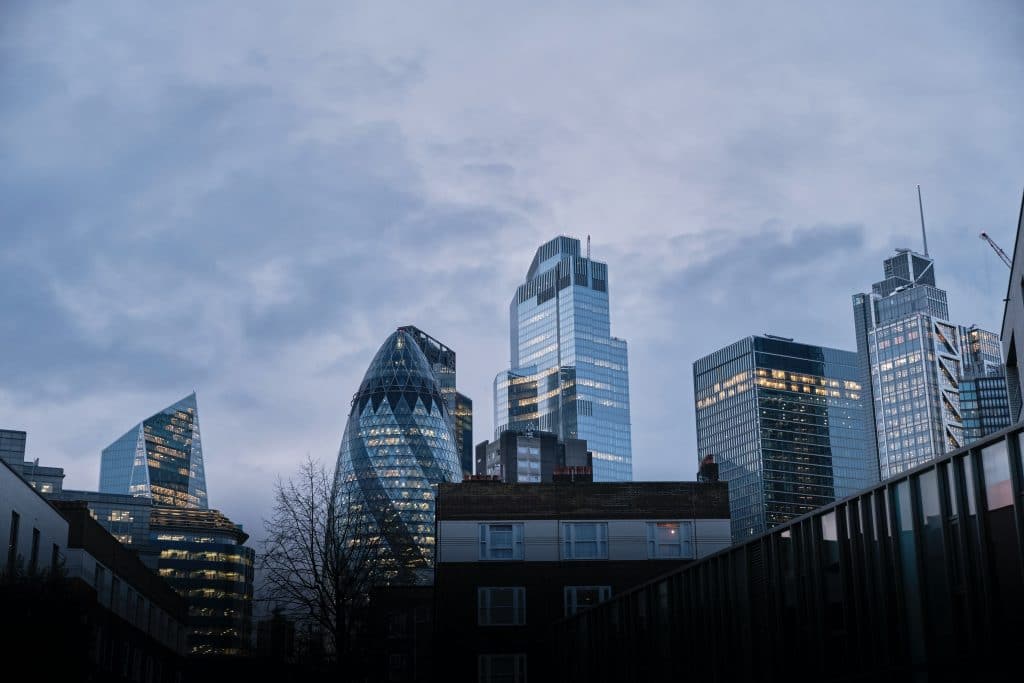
[[2, 1, 1022, 536]]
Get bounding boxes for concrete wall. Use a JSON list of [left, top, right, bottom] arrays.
[[0, 461, 68, 575], [63, 547, 185, 653]]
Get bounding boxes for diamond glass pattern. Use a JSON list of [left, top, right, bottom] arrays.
[[335, 330, 462, 584]]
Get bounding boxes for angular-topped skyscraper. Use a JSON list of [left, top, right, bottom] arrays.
[[853, 249, 962, 478], [853, 245, 1006, 478], [335, 329, 462, 584], [99, 392, 207, 509], [494, 236, 632, 481]]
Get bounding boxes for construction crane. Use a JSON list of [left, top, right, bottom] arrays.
[[980, 232, 1012, 268]]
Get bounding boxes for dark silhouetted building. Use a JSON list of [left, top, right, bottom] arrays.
[[1001, 190, 1024, 421], [434, 480, 730, 682], [257, 607, 296, 661], [475, 429, 591, 483], [555, 421, 1024, 683], [364, 584, 434, 683], [2, 459, 188, 681]]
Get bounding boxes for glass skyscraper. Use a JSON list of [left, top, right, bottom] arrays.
[[54, 393, 255, 656], [853, 250, 1007, 478], [494, 236, 632, 481], [151, 506, 254, 657], [960, 373, 1012, 443], [0, 429, 26, 470], [454, 392, 473, 476], [335, 329, 462, 584], [693, 335, 875, 541], [99, 393, 207, 509], [398, 325, 474, 478], [958, 325, 1012, 443]]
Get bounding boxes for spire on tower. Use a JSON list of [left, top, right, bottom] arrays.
[[917, 184, 929, 256]]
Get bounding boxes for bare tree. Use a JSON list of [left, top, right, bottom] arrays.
[[259, 456, 393, 671]]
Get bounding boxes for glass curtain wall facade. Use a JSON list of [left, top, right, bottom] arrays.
[[961, 374, 1012, 444], [494, 236, 632, 481], [151, 507, 255, 657], [694, 335, 874, 542], [868, 315, 963, 478], [958, 325, 1012, 444], [454, 392, 473, 477], [398, 325, 474, 478], [50, 490, 155, 555], [961, 325, 1003, 375], [0, 429, 26, 470], [851, 250, 1000, 479], [99, 393, 207, 509], [335, 330, 462, 585]]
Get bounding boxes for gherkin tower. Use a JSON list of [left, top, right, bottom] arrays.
[[335, 329, 462, 584]]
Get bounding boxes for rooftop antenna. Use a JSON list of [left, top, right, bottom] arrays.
[[586, 234, 591, 260], [917, 184, 929, 256]]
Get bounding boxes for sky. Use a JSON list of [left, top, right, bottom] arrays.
[[2, 1, 1022, 538]]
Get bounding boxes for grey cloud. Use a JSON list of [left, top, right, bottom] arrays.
[[1, 1, 1021, 537]]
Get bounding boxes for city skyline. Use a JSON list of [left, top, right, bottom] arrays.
[[2, 2, 1021, 539]]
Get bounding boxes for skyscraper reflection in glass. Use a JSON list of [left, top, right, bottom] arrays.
[[694, 335, 875, 542], [335, 329, 462, 584], [99, 393, 207, 509], [494, 236, 632, 481]]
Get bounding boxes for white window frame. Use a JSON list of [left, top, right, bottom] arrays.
[[564, 585, 612, 616], [477, 587, 526, 626], [478, 653, 527, 683], [646, 520, 694, 559], [560, 522, 608, 560], [479, 523, 524, 561]]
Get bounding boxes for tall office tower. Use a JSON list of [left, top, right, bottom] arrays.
[[957, 324, 1012, 443], [0, 429, 26, 470], [960, 373, 1012, 443], [100, 393, 207, 509], [335, 329, 462, 584], [960, 324, 1004, 375], [693, 335, 874, 542], [0, 429, 65, 493], [454, 392, 473, 476], [150, 506, 255, 656], [852, 248, 992, 478], [398, 325, 474, 478], [494, 236, 632, 481]]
